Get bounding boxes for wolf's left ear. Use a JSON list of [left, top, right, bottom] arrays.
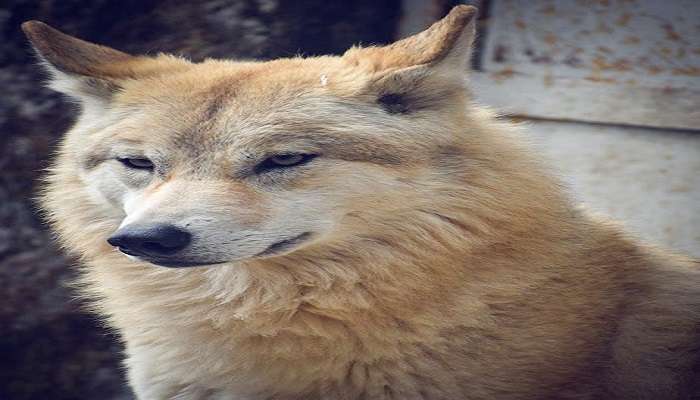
[[343, 5, 477, 108], [387, 5, 476, 72], [22, 21, 188, 112]]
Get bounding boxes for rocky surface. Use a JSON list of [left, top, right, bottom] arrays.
[[0, 1, 405, 398]]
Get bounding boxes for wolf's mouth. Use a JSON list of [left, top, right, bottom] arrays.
[[256, 232, 313, 257], [117, 247, 226, 268], [117, 232, 313, 267], [145, 259, 226, 268]]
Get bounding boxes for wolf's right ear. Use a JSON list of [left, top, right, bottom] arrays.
[[22, 21, 189, 111]]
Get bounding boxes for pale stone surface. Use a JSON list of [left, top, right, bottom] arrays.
[[474, 0, 700, 130], [526, 119, 700, 258]]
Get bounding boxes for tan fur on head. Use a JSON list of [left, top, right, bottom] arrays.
[[26, 5, 700, 400]]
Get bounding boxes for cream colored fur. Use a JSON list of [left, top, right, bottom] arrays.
[[24, 6, 700, 400]]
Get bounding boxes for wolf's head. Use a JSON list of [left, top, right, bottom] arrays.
[[26, 6, 555, 271]]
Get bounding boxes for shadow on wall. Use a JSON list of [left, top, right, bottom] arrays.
[[0, 1, 416, 399]]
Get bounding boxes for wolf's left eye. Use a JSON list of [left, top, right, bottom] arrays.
[[255, 154, 317, 174], [118, 157, 154, 171]]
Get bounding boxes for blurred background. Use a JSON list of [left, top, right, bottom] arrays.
[[0, 0, 698, 399]]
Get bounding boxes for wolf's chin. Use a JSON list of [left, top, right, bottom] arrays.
[[122, 254, 227, 268], [120, 231, 315, 268], [145, 259, 228, 268], [120, 249, 230, 268]]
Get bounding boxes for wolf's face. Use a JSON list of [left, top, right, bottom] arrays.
[[25, 7, 478, 267], [75, 66, 458, 267]]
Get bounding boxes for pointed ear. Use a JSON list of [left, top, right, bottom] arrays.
[[22, 20, 135, 104], [342, 6, 477, 114], [345, 5, 477, 75], [387, 5, 477, 72], [22, 21, 189, 110]]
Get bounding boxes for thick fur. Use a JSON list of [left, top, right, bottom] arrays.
[[25, 6, 700, 400]]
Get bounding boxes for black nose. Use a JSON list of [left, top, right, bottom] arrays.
[[107, 224, 191, 257]]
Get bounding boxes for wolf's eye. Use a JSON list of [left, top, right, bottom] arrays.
[[270, 154, 305, 166], [255, 154, 317, 174], [118, 157, 154, 170]]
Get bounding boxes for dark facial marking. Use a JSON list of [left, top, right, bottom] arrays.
[[257, 232, 312, 257], [202, 84, 237, 121], [82, 151, 108, 170], [432, 144, 467, 172], [378, 93, 410, 114]]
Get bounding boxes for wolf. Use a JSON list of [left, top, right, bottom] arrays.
[[23, 5, 700, 400]]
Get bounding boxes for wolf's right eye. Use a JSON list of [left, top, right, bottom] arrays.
[[118, 157, 154, 171], [254, 154, 317, 174]]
